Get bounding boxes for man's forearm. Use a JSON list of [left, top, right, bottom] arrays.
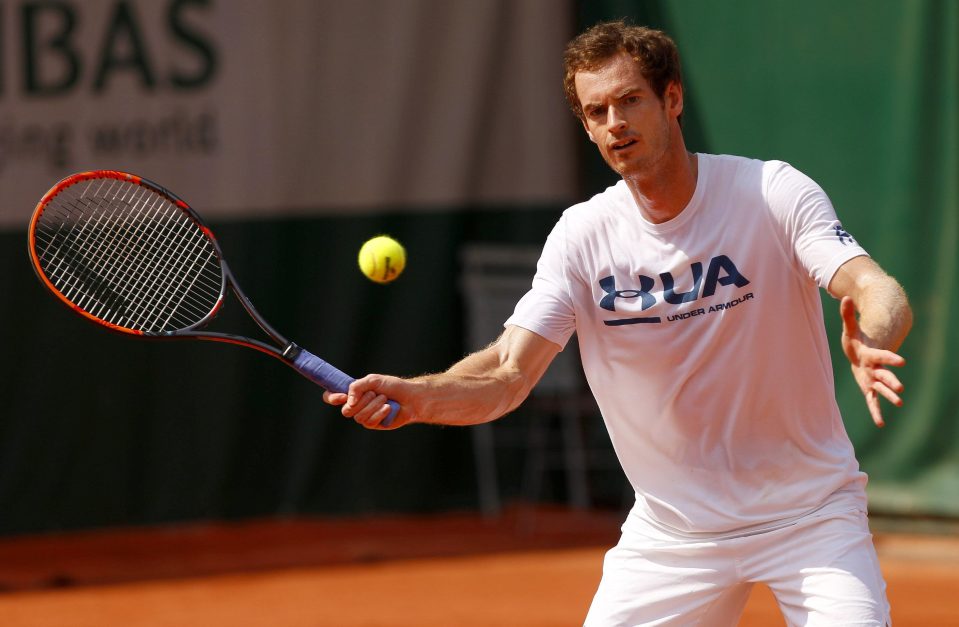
[[410, 327, 558, 426], [409, 350, 531, 426]]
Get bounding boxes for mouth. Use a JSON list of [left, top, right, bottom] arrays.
[[610, 138, 638, 152]]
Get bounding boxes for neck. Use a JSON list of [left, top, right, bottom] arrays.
[[624, 149, 699, 224]]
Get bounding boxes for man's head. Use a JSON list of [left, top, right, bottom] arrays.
[[563, 21, 684, 125], [563, 21, 687, 178]]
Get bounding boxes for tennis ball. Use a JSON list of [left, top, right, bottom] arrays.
[[358, 235, 406, 284]]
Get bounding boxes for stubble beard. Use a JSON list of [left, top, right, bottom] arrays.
[[607, 115, 672, 181]]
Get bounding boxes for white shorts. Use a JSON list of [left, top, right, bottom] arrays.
[[584, 508, 890, 626]]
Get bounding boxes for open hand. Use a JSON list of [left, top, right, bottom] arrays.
[[840, 296, 906, 427]]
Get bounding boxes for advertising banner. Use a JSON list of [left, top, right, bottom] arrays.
[[0, 0, 576, 226]]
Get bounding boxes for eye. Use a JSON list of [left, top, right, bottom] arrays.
[[586, 106, 606, 119], [623, 95, 640, 105]]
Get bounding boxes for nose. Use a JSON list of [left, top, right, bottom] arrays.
[[607, 105, 628, 132]]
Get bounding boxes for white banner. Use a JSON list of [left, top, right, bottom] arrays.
[[0, 0, 576, 226]]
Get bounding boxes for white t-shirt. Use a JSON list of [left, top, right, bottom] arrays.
[[507, 153, 869, 536]]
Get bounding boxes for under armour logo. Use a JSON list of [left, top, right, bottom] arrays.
[[598, 254, 750, 326], [835, 224, 855, 245]]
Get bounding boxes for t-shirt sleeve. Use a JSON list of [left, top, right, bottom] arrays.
[[763, 161, 868, 291], [505, 216, 577, 348]]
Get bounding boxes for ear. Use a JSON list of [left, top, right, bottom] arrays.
[[665, 81, 684, 120]]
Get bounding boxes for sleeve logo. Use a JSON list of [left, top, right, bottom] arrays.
[[835, 224, 855, 245]]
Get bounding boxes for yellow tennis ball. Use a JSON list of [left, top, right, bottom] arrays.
[[358, 235, 406, 284]]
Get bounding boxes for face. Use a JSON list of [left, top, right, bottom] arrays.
[[575, 52, 683, 178]]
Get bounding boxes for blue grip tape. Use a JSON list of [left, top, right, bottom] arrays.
[[291, 348, 399, 426]]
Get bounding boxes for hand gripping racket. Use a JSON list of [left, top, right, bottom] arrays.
[[27, 170, 399, 425]]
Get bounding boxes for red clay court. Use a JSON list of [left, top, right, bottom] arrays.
[[0, 507, 956, 626]]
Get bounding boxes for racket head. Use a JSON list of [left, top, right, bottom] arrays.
[[27, 170, 227, 336]]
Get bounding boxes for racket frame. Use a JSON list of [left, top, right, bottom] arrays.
[[29, 171, 322, 370]]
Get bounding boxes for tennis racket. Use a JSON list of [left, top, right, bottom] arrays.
[[27, 170, 399, 425]]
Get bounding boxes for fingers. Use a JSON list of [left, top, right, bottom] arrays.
[[345, 389, 390, 424], [325, 388, 392, 428], [322, 390, 348, 406], [865, 389, 885, 428], [860, 345, 907, 368], [338, 376, 404, 430], [853, 348, 906, 428], [873, 366, 905, 395], [873, 380, 902, 407], [859, 347, 906, 397]]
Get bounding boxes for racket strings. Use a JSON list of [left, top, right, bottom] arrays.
[[39, 191, 220, 331], [104, 186, 221, 328], [33, 178, 224, 333], [76, 183, 216, 329], [38, 184, 169, 322], [69, 185, 222, 329], [37, 195, 204, 329], [44, 182, 171, 320]]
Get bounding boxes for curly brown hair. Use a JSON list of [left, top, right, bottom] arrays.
[[563, 21, 684, 123]]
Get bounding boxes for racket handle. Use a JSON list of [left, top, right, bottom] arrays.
[[289, 346, 400, 427]]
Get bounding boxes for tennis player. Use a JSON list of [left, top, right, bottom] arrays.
[[326, 21, 912, 626]]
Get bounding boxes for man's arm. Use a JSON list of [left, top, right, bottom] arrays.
[[323, 325, 563, 429], [828, 255, 913, 427]]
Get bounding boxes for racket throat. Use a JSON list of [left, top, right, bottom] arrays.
[[281, 342, 303, 361]]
